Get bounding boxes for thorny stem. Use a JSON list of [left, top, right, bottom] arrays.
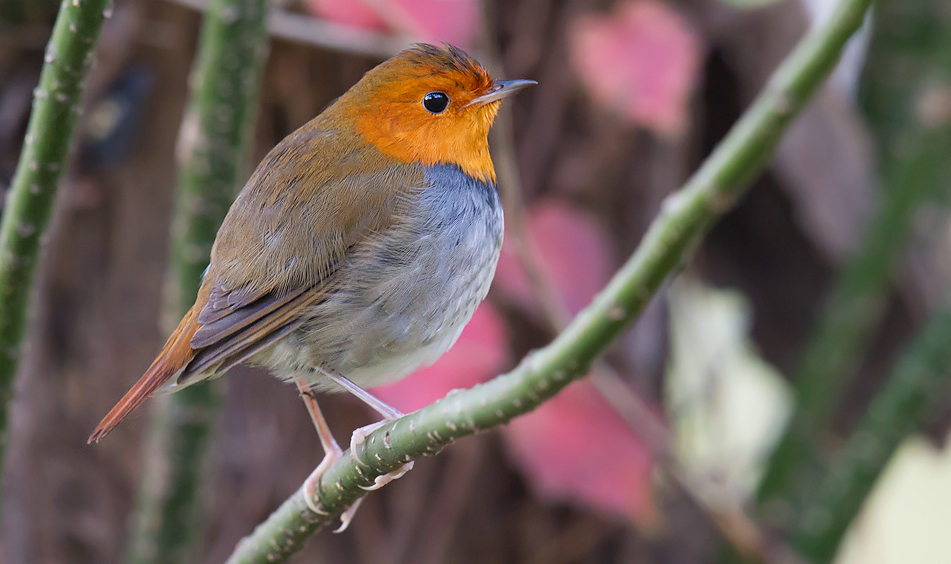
[[0, 0, 112, 487], [123, 0, 269, 562], [224, 0, 872, 562]]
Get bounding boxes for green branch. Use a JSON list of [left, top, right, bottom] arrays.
[[0, 0, 111, 478], [756, 0, 951, 521], [791, 292, 951, 562], [123, 0, 269, 562], [224, 0, 872, 561]]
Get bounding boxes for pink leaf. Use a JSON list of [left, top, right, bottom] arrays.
[[395, 0, 481, 48], [502, 378, 657, 524], [569, 0, 702, 137], [305, 0, 386, 30], [494, 200, 614, 319], [372, 304, 509, 412], [305, 0, 481, 49]]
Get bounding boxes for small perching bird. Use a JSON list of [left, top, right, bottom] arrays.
[[90, 43, 534, 526]]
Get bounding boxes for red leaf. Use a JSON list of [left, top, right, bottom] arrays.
[[305, 0, 385, 30], [494, 200, 614, 319], [396, 0, 481, 48], [569, 0, 702, 137], [372, 304, 509, 412], [502, 378, 657, 524], [305, 0, 481, 49]]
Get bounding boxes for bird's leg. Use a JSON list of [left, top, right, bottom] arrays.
[[295, 380, 345, 518], [323, 371, 404, 420], [321, 371, 415, 491]]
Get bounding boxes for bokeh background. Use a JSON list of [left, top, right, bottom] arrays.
[[2, 0, 950, 563]]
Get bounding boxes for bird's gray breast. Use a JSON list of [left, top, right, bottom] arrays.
[[278, 163, 504, 390]]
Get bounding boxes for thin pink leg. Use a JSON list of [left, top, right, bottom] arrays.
[[296, 380, 342, 516], [322, 371, 404, 420]]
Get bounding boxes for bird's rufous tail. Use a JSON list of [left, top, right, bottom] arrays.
[[88, 305, 202, 443]]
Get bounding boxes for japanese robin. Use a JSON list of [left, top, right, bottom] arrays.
[[89, 43, 535, 522]]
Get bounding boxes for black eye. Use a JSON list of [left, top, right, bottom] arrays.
[[423, 91, 450, 113]]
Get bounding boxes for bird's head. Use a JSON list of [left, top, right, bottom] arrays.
[[336, 44, 535, 184]]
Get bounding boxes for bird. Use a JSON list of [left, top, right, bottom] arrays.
[[89, 43, 535, 525]]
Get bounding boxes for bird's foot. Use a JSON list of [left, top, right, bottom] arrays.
[[359, 461, 415, 491], [301, 441, 343, 516], [301, 442, 366, 533], [350, 421, 415, 492], [350, 420, 387, 449], [334, 497, 365, 533]]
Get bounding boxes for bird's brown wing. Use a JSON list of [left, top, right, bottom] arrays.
[[89, 130, 424, 442], [192, 280, 309, 349], [179, 141, 427, 381], [175, 136, 426, 382], [179, 279, 326, 383]]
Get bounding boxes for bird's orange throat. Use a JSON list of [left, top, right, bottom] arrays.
[[326, 44, 504, 184], [349, 99, 500, 185]]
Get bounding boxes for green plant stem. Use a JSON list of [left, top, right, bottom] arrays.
[[756, 0, 951, 522], [0, 0, 111, 481], [224, 0, 872, 561], [790, 292, 951, 563], [123, 0, 269, 562], [859, 0, 951, 167]]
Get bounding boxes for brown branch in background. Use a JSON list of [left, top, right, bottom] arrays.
[[482, 0, 571, 332], [165, 0, 409, 57]]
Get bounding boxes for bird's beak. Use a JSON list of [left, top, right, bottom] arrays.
[[468, 79, 537, 106]]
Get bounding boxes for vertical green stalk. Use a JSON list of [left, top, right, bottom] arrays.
[[791, 293, 951, 562], [124, 0, 269, 562], [859, 0, 951, 165], [0, 0, 111, 480], [755, 0, 951, 521]]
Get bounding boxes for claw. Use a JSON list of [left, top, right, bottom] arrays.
[[333, 497, 365, 533], [360, 461, 415, 491], [295, 379, 411, 531], [350, 420, 387, 450], [301, 447, 341, 515], [349, 421, 416, 491]]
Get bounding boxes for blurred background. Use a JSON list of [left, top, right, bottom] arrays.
[[2, 0, 951, 563]]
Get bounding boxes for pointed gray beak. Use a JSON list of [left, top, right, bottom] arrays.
[[468, 79, 537, 106]]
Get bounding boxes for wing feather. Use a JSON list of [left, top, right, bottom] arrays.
[[90, 129, 426, 442], [181, 286, 326, 380], [191, 283, 309, 348], [198, 283, 261, 325]]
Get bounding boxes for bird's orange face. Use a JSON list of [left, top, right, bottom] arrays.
[[340, 45, 529, 184]]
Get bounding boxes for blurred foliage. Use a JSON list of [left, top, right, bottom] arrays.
[[792, 298, 951, 562], [755, 0, 951, 532]]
